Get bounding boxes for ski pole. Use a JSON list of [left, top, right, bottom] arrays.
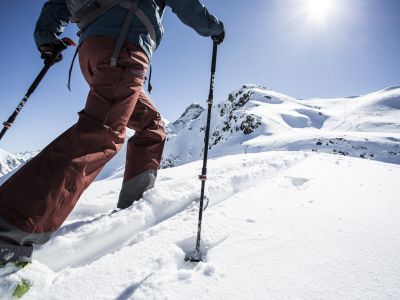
[[186, 40, 218, 263], [0, 37, 76, 141]]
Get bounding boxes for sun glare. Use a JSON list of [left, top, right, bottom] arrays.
[[305, 0, 334, 23]]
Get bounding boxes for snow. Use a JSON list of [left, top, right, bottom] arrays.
[[1, 152, 400, 299], [0, 150, 38, 178], [1, 85, 400, 299]]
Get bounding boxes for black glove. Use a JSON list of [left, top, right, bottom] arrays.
[[39, 39, 67, 65], [212, 30, 225, 45], [212, 24, 225, 45]]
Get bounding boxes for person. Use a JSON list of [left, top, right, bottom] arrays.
[[0, 0, 224, 264]]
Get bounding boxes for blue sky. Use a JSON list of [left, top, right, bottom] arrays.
[[0, 0, 399, 153]]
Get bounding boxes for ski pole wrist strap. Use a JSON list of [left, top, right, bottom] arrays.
[[110, 0, 139, 67]]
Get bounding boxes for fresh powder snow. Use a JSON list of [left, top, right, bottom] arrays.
[[0, 86, 399, 299]]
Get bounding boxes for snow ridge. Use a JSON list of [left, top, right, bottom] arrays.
[[162, 85, 400, 169]]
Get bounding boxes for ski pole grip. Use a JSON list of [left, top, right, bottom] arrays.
[[45, 37, 77, 67]]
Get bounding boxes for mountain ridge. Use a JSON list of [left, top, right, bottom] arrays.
[[161, 84, 400, 169], [1, 85, 399, 182]]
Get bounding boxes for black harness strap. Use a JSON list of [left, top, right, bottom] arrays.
[[67, 42, 83, 91]]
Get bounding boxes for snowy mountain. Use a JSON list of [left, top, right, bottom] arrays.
[[97, 84, 400, 180], [0, 149, 38, 177], [2, 85, 399, 181], [1, 86, 399, 299], [161, 84, 400, 167]]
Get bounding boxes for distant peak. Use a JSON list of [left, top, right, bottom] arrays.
[[172, 103, 204, 127]]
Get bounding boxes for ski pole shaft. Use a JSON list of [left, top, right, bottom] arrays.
[[0, 38, 76, 141], [0, 64, 53, 140], [191, 41, 218, 260]]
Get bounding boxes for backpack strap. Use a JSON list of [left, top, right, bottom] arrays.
[[70, 0, 158, 67], [119, 1, 157, 51], [110, 0, 158, 67], [70, 0, 122, 30], [70, 1, 101, 23], [135, 7, 157, 50], [110, 0, 140, 66]]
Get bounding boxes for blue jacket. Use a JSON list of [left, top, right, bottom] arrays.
[[34, 0, 224, 59]]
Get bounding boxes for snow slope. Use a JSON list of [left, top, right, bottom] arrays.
[[0, 86, 399, 299], [1, 152, 399, 299]]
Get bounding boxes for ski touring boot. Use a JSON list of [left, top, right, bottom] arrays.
[[0, 239, 33, 298]]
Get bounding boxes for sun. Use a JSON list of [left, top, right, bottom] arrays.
[[305, 0, 334, 23]]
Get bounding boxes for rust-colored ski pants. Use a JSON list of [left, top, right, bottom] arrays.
[[0, 37, 166, 245]]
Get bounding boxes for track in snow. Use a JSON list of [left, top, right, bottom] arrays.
[[34, 152, 307, 271]]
